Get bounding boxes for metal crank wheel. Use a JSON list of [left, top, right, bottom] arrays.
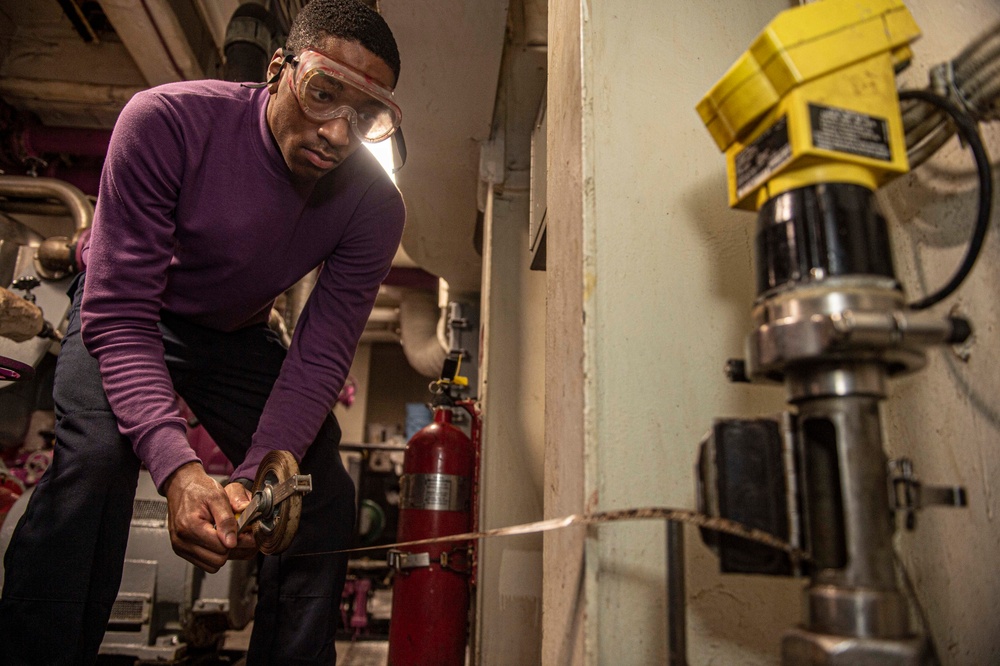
[[246, 450, 311, 555]]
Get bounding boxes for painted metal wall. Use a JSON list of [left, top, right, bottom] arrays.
[[541, 0, 999, 664]]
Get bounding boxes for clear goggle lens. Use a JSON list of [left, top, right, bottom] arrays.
[[291, 50, 401, 143]]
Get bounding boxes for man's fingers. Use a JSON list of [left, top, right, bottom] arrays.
[[173, 540, 228, 573], [209, 500, 239, 550], [224, 482, 252, 512], [172, 511, 228, 552], [164, 464, 252, 569], [236, 530, 257, 549]]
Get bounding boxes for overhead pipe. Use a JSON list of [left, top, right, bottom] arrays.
[[359, 330, 401, 344], [223, 1, 280, 84], [283, 267, 319, 334], [399, 284, 449, 379], [0, 176, 95, 278], [191, 0, 241, 53], [0, 176, 93, 235]]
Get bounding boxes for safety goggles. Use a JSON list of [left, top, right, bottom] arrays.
[[285, 49, 402, 143]]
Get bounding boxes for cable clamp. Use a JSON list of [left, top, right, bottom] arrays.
[[930, 61, 977, 128]]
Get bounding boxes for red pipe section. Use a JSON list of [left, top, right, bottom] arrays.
[[20, 125, 112, 157]]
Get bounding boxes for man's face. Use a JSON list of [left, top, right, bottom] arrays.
[[266, 35, 396, 185]]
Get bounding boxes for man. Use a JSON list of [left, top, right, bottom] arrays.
[[0, 1, 405, 663]]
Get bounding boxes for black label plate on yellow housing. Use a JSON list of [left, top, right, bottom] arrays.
[[735, 116, 793, 202], [809, 103, 891, 162]]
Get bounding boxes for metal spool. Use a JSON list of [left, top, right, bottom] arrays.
[[251, 450, 303, 555]]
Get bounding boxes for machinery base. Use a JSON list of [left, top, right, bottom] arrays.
[[782, 627, 928, 666]]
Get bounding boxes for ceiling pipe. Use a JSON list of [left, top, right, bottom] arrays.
[[191, 0, 242, 53], [366, 306, 400, 324], [360, 329, 402, 344], [224, 1, 280, 84], [282, 267, 319, 334], [399, 284, 448, 379]]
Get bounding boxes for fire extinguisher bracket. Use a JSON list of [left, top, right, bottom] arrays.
[[387, 549, 431, 571], [439, 545, 472, 573], [387, 546, 473, 575]]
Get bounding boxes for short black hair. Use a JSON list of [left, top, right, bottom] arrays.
[[287, 0, 400, 81]]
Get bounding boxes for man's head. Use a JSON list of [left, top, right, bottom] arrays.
[[266, 0, 400, 185], [286, 0, 400, 82]]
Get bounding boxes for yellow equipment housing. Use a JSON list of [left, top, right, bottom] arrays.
[[696, 0, 921, 211]]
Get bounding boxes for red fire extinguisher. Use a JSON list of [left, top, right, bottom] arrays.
[[388, 397, 477, 666]]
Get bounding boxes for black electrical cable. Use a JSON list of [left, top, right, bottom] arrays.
[[897, 89, 993, 310]]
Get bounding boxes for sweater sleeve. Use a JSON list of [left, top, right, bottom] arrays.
[[80, 91, 199, 490], [230, 179, 405, 481]]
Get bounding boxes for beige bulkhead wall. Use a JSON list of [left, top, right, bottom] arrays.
[[536, 0, 1000, 665], [881, 2, 1000, 664], [475, 183, 547, 664]]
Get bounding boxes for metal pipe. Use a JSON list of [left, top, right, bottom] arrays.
[[283, 267, 319, 334], [0, 176, 93, 235], [224, 1, 278, 84], [0, 202, 75, 218], [666, 520, 687, 666], [399, 287, 448, 378]]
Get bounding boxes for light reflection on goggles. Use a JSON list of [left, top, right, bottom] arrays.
[[287, 49, 401, 143]]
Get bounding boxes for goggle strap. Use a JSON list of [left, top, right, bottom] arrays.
[[392, 126, 407, 173], [242, 51, 296, 89]]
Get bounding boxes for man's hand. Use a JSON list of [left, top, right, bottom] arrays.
[[163, 462, 239, 573], [224, 481, 259, 560]]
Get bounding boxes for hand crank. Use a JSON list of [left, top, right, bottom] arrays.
[[236, 450, 313, 554], [236, 472, 312, 532]]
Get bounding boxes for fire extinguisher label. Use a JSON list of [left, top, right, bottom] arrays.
[[400, 473, 470, 511]]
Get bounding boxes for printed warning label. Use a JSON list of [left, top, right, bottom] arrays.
[[735, 116, 792, 201], [809, 103, 891, 162]]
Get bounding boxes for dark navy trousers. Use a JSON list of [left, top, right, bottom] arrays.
[[0, 275, 356, 665]]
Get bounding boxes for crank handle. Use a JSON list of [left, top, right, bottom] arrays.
[[236, 473, 312, 532]]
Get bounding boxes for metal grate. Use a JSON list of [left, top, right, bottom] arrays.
[[131, 498, 167, 526], [109, 598, 144, 624]]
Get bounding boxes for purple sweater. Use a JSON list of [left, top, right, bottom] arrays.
[[80, 80, 405, 489]]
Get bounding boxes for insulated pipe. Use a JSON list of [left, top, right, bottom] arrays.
[[283, 267, 319, 334], [399, 288, 448, 379], [0, 176, 93, 235], [192, 0, 241, 52], [224, 2, 279, 84]]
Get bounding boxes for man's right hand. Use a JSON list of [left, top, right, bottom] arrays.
[[163, 462, 239, 573], [224, 480, 260, 560]]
